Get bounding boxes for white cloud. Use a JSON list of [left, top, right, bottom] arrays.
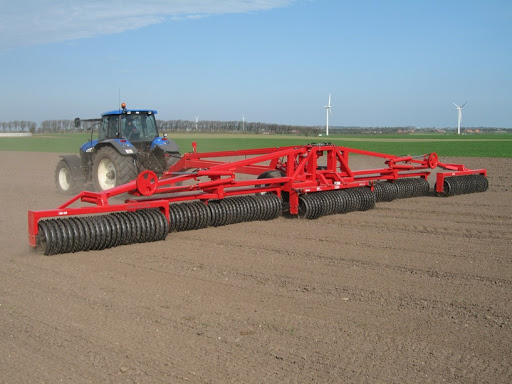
[[0, 0, 294, 51]]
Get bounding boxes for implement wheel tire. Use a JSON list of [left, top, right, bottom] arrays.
[[55, 158, 83, 195], [92, 146, 138, 191]]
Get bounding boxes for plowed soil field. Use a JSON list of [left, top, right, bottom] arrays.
[[1, 152, 511, 383]]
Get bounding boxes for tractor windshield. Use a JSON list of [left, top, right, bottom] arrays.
[[98, 112, 159, 142], [121, 113, 158, 142]]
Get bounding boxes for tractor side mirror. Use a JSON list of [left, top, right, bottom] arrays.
[[74, 118, 81, 128]]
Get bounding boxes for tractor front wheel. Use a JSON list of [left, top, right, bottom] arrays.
[[92, 147, 138, 191]]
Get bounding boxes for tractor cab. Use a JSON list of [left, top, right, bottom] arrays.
[[100, 104, 159, 146]]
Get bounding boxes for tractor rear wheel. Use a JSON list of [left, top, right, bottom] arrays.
[[92, 147, 138, 191], [55, 158, 83, 195]]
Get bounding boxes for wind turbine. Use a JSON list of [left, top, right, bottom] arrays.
[[324, 94, 332, 136], [195, 116, 199, 130], [242, 114, 245, 131], [452, 101, 467, 135]]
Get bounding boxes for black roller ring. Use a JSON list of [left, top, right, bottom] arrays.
[[184, 203, 198, 231], [445, 178, 456, 197], [134, 211, 149, 243], [52, 219, 69, 254], [248, 196, 263, 221], [185, 203, 199, 230], [224, 199, 239, 224], [176, 203, 190, 232], [373, 183, 382, 202], [306, 194, 321, 220], [82, 217, 99, 250], [60, 218, 75, 254], [67, 218, 81, 253], [115, 212, 132, 245], [298, 195, 310, 219], [103, 215, 119, 249], [335, 190, 348, 214], [68, 218, 85, 253], [155, 209, 170, 237], [315, 193, 330, 217], [112, 213, 127, 246], [205, 201, 217, 227], [234, 197, 248, 223], [222, 199, 236, 225], [170, 203, 184, 232], [111, 213, 127, 245], [343, 189, 357, 213], [71, 217, 85, 252], [263, 194, 279, 220], [98, 215, 113, 250], [477, 175, 489, 192], [200, 201, 212, 228], [62, 218, 78, 253], [365, 188, 376, 210], [75, 217, 91, 251], [37, 220, 53, 256], [168, 204, 178, 232], [331, 190, 346, 214], [190, 202, 207, 230], [265, 194, 279, 220], [242, 196, 256, 221], [56, 218, 72, 254], [44, 220, 60, 255], [49, 219, 65, 255], [175, 203, 189, 232], [207, 201, 220, 227], [130, 211, 143, 243], [154, 209, 169, 240], [255, 195, 270, 221], [219, 200, 232, 226], [268, 194, 282, 219], [188, 202, 200, 230], [230, 198, 245, 223], [254, 195, 268, 221], [388, 182, 399, 201], [142, 209, 161, 242], [112, 213, 126, 245], [41, 220, 59, 255], [359, 188, 375, 211], [393, 180, 406, 199], [214, 200, 228, 227], [176, 204, 189, 231], [208, 201, 221, 227], [142, 210, 158, 242], [190, 202, 203, 229], [92, 216, 107, 250]]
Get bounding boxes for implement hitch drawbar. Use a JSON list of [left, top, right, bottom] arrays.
[[28, 143, 488, 255]]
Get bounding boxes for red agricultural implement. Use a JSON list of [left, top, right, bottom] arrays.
[[28, 142, 488, 255]]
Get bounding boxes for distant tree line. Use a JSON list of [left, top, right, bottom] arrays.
[[0, 119, 320, 136], [0, 119, 510, 135], [0, 121, 38, 133]]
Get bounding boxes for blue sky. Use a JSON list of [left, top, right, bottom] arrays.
[[1, 0, 511, 128]]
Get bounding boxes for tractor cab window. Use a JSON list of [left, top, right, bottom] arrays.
[[121, 113, 158, 141]]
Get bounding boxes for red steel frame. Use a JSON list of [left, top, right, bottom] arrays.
[[28, 143, 487, 247]]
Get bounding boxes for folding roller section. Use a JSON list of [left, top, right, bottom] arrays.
[[435, 174, 489, 197], [298, 187, 376, 219], [374, 178, 430, 202], [37, 209, 169, 256], [169, 194, 282, 232]]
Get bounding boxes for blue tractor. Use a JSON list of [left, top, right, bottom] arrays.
[[55, 103, 181, 194]]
